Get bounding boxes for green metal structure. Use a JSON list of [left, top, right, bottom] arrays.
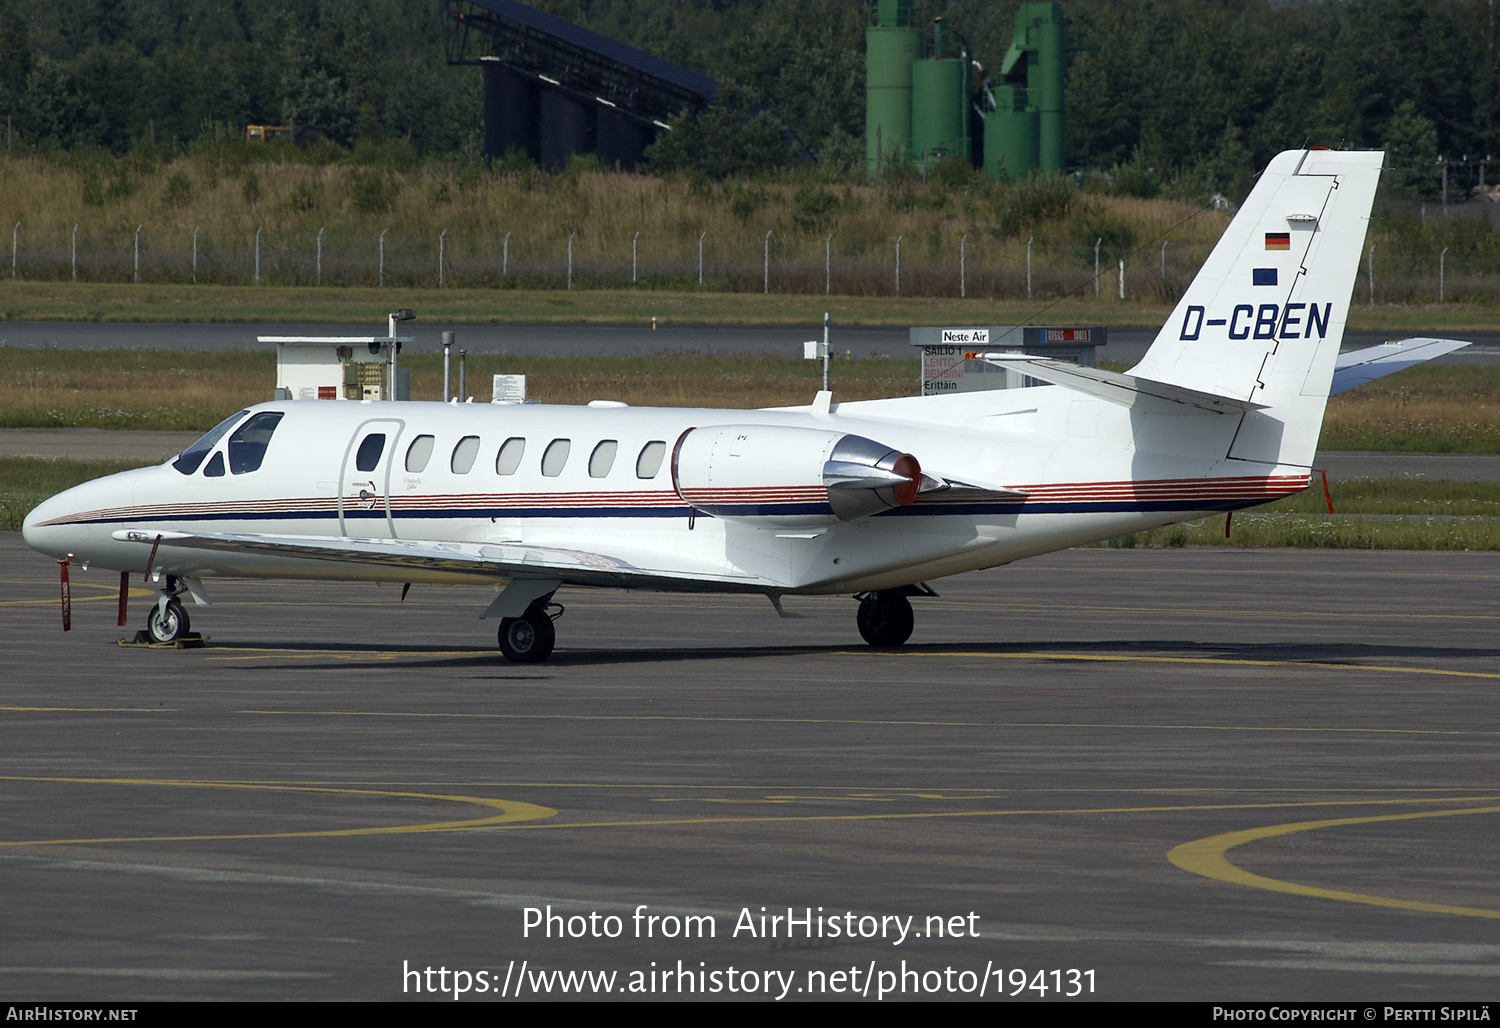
[[865, 0, 1067, 182]]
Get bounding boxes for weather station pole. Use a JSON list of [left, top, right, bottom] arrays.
[[825, 233, 832, 295], [192, 225, 199, 283], [133, 225, 142, 282], [72, 224, 78, 282], [11, 220, 17, 278], [255, 226, 262, 283], [379, 228, 388, 288], [764, 230, 771, 293], [317, 227, 325, 286], [960, 234, 967, 298], [698, 231, 706, 285], [895, 235, 902, 293], [567, 231, 574, 290], [440, 228, 448, 288], [633, 231, 639, 284]]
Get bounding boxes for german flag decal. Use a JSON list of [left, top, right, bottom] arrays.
[[1265, 232, 1291, 250]]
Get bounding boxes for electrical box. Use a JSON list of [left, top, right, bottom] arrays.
[[265, 335, 414, 401]]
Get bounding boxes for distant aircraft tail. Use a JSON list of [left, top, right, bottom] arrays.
[[1130, 149, 1384, 467]]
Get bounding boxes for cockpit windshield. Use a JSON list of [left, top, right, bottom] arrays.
[[172, 410, 248, 475]]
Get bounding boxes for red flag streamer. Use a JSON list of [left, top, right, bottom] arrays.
[[118, 570, 129, 627], [1317, 469, 1334, 513], [58, 555, 73, 632], [144, 533, 163, 581]]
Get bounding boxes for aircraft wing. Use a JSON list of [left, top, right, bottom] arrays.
[[1330, 337, 1471, 393], [116, 529, 770, 593]]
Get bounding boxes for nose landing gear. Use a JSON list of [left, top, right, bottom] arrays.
[[136, 575, 201, 645]]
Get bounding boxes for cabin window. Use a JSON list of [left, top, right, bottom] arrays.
[[355, 433, 386, 472], [451, 435, 480, 474], [495, 437, 525, 475], [227, 411, 284, 474], [588, 440, 618, 478], [173, 410, 247, 475], [405, 435, 435, 473], [541, 438, 571, 477], [203, 452, 225, 477], [636, 440, 667, 479]]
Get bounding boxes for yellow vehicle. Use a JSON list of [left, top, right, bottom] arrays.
[[246, 125, 294, 143]]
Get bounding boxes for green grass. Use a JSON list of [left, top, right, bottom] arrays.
[[1099, 479, 1500, 551]]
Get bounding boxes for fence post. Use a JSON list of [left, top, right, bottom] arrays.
[[567, 231, 574, 290], [895, 235, 902, 294], [698, 231, 705, 286], [633, 230, 639, 284], [11, 220, 17, 279], [960, 234, 967, 298], [1094, 237, 1101, 296], [379, 228, 388, 288], [317, 227, 325, 286], [440, 228, 448, 288], [1160, 240, 1167, 279], [1368, 245, 1374, 305], [503, 231, 510, 276], [764, 230, 771, 293], [1440, 246, 1449, 303], [825, 233, 832, 295], [72, 224, 78, 282], [1119, 259, 1124, 300], [255, 226, 262, 283], [1027, 236, 1032, 298], [192, 226, 199, 283], [134, 225, 142, 283]]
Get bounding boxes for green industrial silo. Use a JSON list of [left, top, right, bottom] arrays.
[[989, 2, 1067, 179], [909, 18, 968, 165], [865, 0, 922, 180], [985, 85, 1039, 180]]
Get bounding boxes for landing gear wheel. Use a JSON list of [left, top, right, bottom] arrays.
[[498, 606, 556, 663], [147, 597, 190, 644], [856, 592, 914, 648]]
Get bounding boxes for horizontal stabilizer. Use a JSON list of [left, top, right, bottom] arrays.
[[973, 356, 1267, 414], [1330, 337, 1472, 394]]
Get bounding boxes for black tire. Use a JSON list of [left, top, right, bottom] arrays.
[[147, 597, 190, 644], [856, 592, 914, 648], [497, 607, 556, 663]]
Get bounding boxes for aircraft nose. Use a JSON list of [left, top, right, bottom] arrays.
[[21, 491, 75, 558]]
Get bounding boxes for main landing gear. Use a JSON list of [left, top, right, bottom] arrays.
[[855, 591, 914, 647], [854, 586, 934, 648], [497, 598, 562, 663]]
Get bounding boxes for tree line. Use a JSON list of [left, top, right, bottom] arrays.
[[1, 0, 1496, 200]]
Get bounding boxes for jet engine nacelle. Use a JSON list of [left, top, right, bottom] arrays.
[[671, 425, 921, 527]]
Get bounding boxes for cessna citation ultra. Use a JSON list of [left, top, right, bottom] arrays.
[[26, 149, 1408, 661]]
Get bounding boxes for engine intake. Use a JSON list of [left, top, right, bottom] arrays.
[[671, 425, 920, 527]]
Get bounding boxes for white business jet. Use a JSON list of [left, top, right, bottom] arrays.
[[23, 149, 1441, 661]]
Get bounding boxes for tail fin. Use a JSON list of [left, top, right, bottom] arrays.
[[1130, 149, 1384, 467]]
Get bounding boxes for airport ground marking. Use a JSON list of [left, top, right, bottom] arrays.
[[0, 776, 555, 847], [469, 793, 1500, 833], [186, 640, 1500, 682], [1169, 805, 1500, 920], [882, 649, 1500, 681], [4, 703, 1497, 737]]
